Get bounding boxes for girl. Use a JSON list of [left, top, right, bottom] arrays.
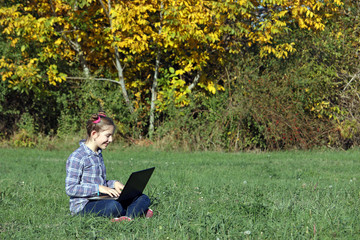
[[65, 112, 153, 222]]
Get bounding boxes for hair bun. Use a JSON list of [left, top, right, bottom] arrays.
[[90, 113, 99, 122], [86, 111, 115, 137], [98, 111, 106, 116]]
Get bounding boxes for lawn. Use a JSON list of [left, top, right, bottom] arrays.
[[0, 147, 359, 239]]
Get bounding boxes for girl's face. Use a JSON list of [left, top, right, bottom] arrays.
[[91, 125, 115, 150]]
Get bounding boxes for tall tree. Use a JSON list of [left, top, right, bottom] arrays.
[[0, 0, 344, 137]]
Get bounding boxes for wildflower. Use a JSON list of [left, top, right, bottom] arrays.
[[243, 181, 247, 184], [244, 230, 251, 235], [329, 185, 333, 189]]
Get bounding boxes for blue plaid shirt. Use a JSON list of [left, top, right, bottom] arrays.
[[65, 140, 117, 214]]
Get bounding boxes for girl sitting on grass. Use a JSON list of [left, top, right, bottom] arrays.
[[65, 111, 153, 222]]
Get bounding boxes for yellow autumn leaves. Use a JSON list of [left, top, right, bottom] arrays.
[[0, 0, 344, 110]]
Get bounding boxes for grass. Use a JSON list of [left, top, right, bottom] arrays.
[[0, 146, 359, 239]]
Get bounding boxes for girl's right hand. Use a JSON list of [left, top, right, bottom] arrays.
[[98, 185, 120, 198]]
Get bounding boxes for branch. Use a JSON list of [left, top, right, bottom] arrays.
[[66, 76, 121, 85], [343, 70, 360, 91], [98, 0, 133, 113], [98, 0, 110, 18], [187, 71, 201, 91], [61, 34, 80, 52]]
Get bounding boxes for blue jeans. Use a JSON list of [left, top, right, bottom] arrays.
[[80, 194, 151, 218]]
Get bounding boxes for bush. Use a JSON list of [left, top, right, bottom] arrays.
[[154, 46, 350, 151], [2, 4, 360, 151]]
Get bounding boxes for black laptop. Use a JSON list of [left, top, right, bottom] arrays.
[[88, 167, 155, 206]]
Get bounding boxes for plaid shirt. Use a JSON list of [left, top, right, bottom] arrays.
[[65, 140, 117, 214]]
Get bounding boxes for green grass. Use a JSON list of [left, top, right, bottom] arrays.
[[1, 147, 359, 239]]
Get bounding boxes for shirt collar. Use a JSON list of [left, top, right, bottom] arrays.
[[79, 140, 102, 156]]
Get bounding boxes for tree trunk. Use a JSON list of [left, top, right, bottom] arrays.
[[114, 45, 134, 113], [99, 0, 134, 114], [149, 49, 160, 139], [148, 2, 163, 139], [188, 71, 201, 91]]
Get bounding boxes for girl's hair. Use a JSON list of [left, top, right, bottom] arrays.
[[86, 111, 115, 137]]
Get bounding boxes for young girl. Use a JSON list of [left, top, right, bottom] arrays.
[[65, 112, 153, 222]]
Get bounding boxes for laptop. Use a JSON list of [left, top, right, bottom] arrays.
[[88, 167, 155, 206]]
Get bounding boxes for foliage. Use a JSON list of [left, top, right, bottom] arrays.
[[0, 0, 344, 125], [154, 91, 229, 151], [154, 30, 357, 151], [10, 113, 37, 148], [328, 0, 360, 148], [2, 0, 360, 150]]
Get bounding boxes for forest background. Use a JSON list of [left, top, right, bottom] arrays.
[[0, 0, 360, 151]]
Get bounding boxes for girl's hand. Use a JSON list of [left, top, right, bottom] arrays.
[[99, 185, 120, 198], [114, 181, 124, 194]]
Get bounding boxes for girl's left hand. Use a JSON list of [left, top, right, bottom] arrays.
[[114, 181, 124, 194]]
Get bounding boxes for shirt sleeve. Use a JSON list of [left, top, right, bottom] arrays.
[[106, 180, 117, 189], [65, 155, 98, 197]]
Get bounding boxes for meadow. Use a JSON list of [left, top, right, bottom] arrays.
[[0, 147, 359, 239]]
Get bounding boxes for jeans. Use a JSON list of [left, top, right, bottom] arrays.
[[80, 194, 151, 218]]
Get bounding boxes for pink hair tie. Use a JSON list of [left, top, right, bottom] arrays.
[[93, 117, 101, 124], [92, 114, 106, 124]]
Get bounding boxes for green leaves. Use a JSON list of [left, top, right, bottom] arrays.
[[0, 0, 351, 146], [0, 0, 343, 98]]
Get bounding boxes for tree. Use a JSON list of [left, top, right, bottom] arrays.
[[0, 0, 344, 138]]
